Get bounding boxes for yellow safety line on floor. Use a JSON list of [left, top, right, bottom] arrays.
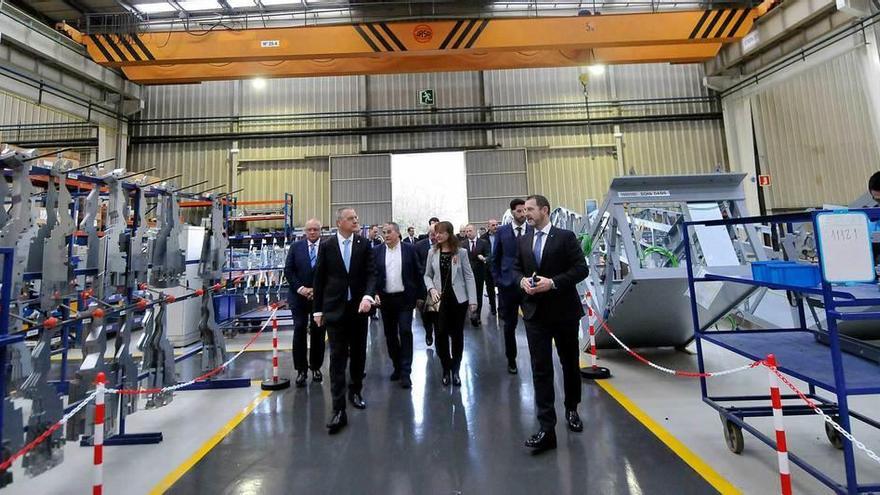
[[148, 388, 273, 494], [594, 379, 741, 495]]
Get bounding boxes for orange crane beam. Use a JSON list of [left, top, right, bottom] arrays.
[[77, 8, 755, 67], [121, 44, 721, 84]]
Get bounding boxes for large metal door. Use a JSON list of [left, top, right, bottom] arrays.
[[464, 149, 528, 226], [329, 154, 392, 227]]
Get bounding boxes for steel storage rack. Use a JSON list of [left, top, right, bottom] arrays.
[[683, 209, 880, 494]]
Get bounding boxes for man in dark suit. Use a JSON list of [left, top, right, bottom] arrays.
[[374, 222, 424, 389], [414, 224, 437, 346], [480, 218, 499, 316], [283, 218, 326, 387], [416, 217, 439, 242], [313, 207, 377, 434], [492, 198, 532, 374], [512, 194, 588, 454], [403, 226, 418, 245], [463, 224, 491, 327], [367, 225, 383, 247]]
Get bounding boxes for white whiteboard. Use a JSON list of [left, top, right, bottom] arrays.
[[816, 212, 875, 283]]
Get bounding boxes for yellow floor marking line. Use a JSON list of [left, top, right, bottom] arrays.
[[148, 390, 272, 494], [594, 377, 741, 495]]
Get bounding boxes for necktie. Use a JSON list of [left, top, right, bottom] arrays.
[[515, 226, 522, 237], [533, 231, 544, 267], [342, 238, 351, 272], [309, 243, 317, 268], [471, 240, 476, 253]]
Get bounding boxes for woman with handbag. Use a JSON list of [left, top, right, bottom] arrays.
[[424, 221, 478, 386]]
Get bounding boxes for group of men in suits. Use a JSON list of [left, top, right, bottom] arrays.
[[284, 198, 588, 452]]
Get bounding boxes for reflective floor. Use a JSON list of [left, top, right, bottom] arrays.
[[168, 314, 718, 495]]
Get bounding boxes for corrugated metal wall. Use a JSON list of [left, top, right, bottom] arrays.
[[329, 154, 392, 227], [129, 141, 231, 190], [464, 149, 527, 224], [129, 63, 728, 224], [0, 90, 84, 126], [753, 50, 880, 210], [238, 157, 330, 229], [527, 148, 618, 212]]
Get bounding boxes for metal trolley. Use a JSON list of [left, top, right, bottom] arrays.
[[683, 209, 880, 495]]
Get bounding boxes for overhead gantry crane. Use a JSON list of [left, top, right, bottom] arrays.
[[57, 3, 775, 84]]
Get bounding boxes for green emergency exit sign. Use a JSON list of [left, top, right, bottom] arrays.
[[419, 89, 435, 106]]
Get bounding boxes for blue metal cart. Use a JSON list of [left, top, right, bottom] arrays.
[[683, 209, 880, 495]]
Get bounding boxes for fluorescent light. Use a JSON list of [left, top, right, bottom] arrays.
[[177, 0, 221, 11], [260, 0, 299, 5], [588, 64, 606, 76], [135, 2, 177, 14], [226, 0, 258, 7], [251, 78, 266, 90]]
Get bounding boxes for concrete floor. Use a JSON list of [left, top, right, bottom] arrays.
[[13, 299, 880, 494], [166, 315, 717, 495]]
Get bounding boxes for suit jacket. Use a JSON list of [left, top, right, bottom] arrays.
[[492, 222, 533, 288], [415, 238, 433, 266], [283, 239, 318, 315], [424, 247, 478, 305], [374, 242, 424, 308], [402, 236, 418, 245], [313, 234, 377, 324], [480, 232, 497, 281], [463, 237, 490, 280], [511, 226, 588, 323]]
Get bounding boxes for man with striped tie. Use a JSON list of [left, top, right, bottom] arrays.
[[284, 218, 326, 387]]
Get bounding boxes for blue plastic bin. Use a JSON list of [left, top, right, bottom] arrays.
[[751, 261, 820, 288]]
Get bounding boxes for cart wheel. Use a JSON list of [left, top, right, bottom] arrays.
[[825, 418, 844, 450], [722, 419, 744, 454]]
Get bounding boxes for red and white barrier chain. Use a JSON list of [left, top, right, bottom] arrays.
[[587, 299, 880, 468], [767, 364, 880, 466], [0, 304, 280, 474]]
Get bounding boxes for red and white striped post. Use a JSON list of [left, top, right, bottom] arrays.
[[262, 310, 290, 390], [93, 372, 106, 495], [580, 292, 611, 380], [766, 354, 793, 495]]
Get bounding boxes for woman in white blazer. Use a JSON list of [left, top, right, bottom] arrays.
[[424, 221, 477, 386]]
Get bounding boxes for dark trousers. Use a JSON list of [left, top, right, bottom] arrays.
[[498, 285, 523, 364], [485, 270, 497, 313], [472, 271, 486, 321], [524, 318, 582, 431], [292, 304, 326, 372], [420, 308, 437, 340], [436, 299, 467, 373], [379, 293, 414, 376], [327, 302, 369, 411]]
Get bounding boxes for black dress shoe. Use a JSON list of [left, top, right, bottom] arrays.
[[349, 392, 366, 409], [452, 372, 461, 387], [566, 410, 583, 432], [295, 371, 308, 387], [524, 430, 557, 453], [426, 334, 433, 346], [400, 375, 412, 389], [507, 363, 518, 375], [312, 370, 323, 383], [441, 371, 451, 386], [471, 318, 480, 327], [326, 410, 347, 434], [390, 370, 401, 381]]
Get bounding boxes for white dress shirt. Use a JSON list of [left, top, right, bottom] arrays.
[[512, 221, 525, 237], [384, 243, 404, 293], [531, 223, 552, 260]]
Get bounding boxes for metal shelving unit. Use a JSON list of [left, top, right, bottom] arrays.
[[684, 209, 880, 494]]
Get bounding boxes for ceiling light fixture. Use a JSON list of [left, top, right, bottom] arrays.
[[588, 64, 606, 76]]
